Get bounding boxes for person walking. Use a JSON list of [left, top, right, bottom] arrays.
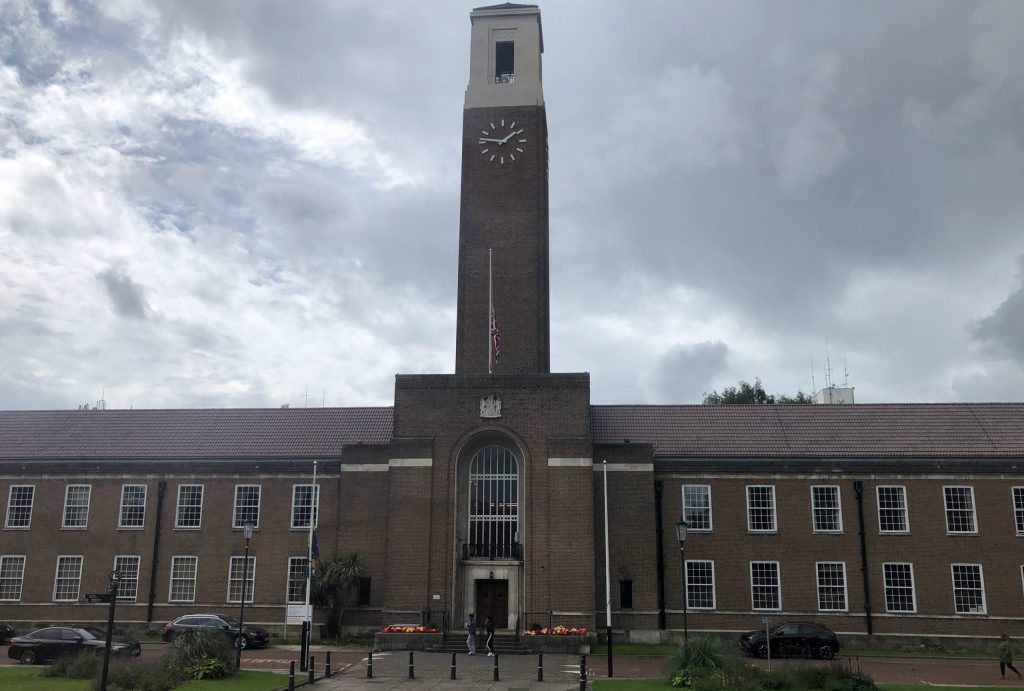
[[466, 613, 477, 655], [999, 633, 1022, 679], [485, 615, 495, 656]]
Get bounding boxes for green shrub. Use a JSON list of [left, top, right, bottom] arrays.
[[167, 625, 235, 673], [90, 657, 179, 691], [43, 653, 101, 679], [672, 636, 729, 673], [182, 654, 234, 680]]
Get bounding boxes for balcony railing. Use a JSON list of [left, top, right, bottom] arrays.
[[495, 73, 515, 84], [462, 542, 521, 561]]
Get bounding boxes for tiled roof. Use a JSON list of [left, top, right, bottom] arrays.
[[591, 403, 1024, 457], [0, 408, 393, 460]]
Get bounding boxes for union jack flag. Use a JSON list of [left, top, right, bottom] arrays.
[[490, 307, 501, 361]]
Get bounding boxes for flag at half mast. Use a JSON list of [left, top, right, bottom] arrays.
[[488, 248, 501, 373], [490, 307, 501, 362]]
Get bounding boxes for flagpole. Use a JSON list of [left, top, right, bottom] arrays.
[[304, 460, 317, 668], [488, 248, 493, 375], [603, 459, 614, 677]]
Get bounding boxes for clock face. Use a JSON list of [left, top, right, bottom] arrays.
[[478, 119, 527, 165]]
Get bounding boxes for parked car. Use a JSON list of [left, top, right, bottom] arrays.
[[740, 621, 840, 660], [161, 614, 270, 649], [8, 626, 141, 664], [0, 623, 15, 646]]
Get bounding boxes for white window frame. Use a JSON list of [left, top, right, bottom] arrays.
[[118, 484, 147, 529], [1014, 487, 1024, 535], [290, 484, 320, 530], [815, 561, 848, 612], [53, 555, 83, 602], [682, 485, 712, 532], [227, 556, 256, 604], [746, 485, 777, 533], [233, 484, 261, 529], [62, 484, 92, 529], [685, 559, 715, 610], [175, 484, 204, 530], [0, 555, 26, 601], [877, 485, 909, 534], [5, 485, 34, 529], [750, 561, 781, 611], [169, 556, 198, 603], [112, 555, 141, 602], [882, 562, 917, 613], [810, 485, 843, 533], [951, 563, 986, 614], [943, 486, 978, 535], [287, 557, 308, 604]]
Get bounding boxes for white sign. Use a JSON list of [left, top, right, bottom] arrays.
[[287, 604, 312, 625]]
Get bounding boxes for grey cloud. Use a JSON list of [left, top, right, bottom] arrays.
[[644, 341, 730, 404], [96, 265, 149, 319], [973, 260, 1024, 365]]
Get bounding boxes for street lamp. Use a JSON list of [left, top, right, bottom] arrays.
[[675, 517, 689, 643], [236, 520, 255, 670]]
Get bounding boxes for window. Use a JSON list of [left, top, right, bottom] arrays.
[[62, 484, 91, 529], [495, 41, 514, 83], [287, 557, 308, 604], [686, 560, 716, 609], [619, 579, 633, 609], [291, 485, 320, 529], [175, 485, 203, 529], [227, 556, 256, 603], [943, 486, 977, 534], [5, 485, 34, 529], [0, 555, 26, 601], [746, 485, 776, 532], [53, 556, 83, 601], [357, 576, 372, 606], [816, 562, 847, 611], [467, 445, 519, 558], [750, 561, 780, 610], [169, 556, 198, 602], [118, 485, 147, 529], [877, 486, 909, 533], [951, 564, 986, 614], [113, 556, 140, 601], [811, 486, 842, 532], [883, 563, 916, 612], [1014, 488, 1024, 535], [682, 485, 712, 531], [233, 485, 261, 529]]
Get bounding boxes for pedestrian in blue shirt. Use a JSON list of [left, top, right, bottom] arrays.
[[466, 613, 477, 655]]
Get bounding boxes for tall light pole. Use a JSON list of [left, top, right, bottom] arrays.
[[236, 520, 254, 670], [675, 518, 688, 643]]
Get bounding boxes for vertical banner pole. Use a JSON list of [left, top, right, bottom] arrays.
[[304, 460, 318, 668], [603, 460, 613, 677]]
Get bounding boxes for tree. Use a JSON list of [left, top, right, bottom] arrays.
[[310, 554, 368, 636], [702, 378, 810, 405]]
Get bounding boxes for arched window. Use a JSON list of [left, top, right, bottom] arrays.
[[467, 445, 519, 559]]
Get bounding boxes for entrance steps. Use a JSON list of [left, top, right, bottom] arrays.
[[427, 633, 532, 655]]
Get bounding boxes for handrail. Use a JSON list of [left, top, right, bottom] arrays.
[[462, 542, 522, 561]]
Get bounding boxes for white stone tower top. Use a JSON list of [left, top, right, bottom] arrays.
[[465, 3, 544, 109]]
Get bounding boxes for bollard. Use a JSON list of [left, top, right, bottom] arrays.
[[538, 652, 544, 682], [288, 660, 295, 691], [451, 651, 457, 680], [579, 653, 587, 691], [493, 652, 499, 681], [409, 651, 415, 679], [367, 650, 373, 679], [325, 650, 332, 678], [308, 655, 315, 684]]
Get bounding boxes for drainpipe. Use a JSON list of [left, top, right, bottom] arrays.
[[146, 480, 167, 623], [853, 481, 873, 635], [654, 481, 666, 630]]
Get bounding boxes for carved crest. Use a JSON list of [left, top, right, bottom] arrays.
[[479, 395, 502, 419]]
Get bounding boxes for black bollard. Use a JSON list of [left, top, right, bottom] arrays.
[[288, 660, 295, 691], [299, 622, 309, 672], [367, 650, 373, 679], [493, 652, 499, 681], [408, 651, 415, 679], [538, 652, 544, 681], [451, 651, 457, 680], [325, 650, 332, 678], [308, 655, 315, 684], [579, 653, 587, 691]]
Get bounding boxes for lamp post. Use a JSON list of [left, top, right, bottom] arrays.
[[236, 520, 254, 670], [675, 517, 688, 643]]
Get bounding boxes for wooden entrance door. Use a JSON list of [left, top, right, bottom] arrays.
[[474, 579, 508, 628]]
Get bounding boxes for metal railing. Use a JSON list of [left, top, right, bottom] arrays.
[[462, 542, 522, 561], [495, 73, 515, 84]]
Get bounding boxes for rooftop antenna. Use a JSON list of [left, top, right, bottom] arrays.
[[302, 383, 309, 408], [843, 353, 850, 387], [321, 388, 326, 407], [824, 342, 834, 389], [810, 354, 816, 394]]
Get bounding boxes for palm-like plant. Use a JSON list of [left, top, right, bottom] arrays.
[[310, 553, 368, 635]]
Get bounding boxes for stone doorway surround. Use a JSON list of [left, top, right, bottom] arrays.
[[462, 563, 520, 631]]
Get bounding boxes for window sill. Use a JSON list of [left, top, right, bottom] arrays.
[[945, 531, 979, 536], [812, 530, 844, 535], [173, 527, 202, 531], [61, 526, 88, 531], [117, 527, 145, 531], [3, 526, 31, 530], [878, 531, 911, 535]]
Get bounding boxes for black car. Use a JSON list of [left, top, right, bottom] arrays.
[[8, 626, 141, 664], [161, 614, 270, 649], [740, 621, 840, 660], [0, 623, 15, 646]]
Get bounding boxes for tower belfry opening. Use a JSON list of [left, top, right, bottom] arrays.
[[495, 41, 514, 82]]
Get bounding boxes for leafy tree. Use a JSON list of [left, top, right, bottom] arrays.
[[311, 553, 368, 636], [702, 378, 810, 405]]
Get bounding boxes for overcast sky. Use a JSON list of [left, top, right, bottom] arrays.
[[2, 0, 1024, 410]]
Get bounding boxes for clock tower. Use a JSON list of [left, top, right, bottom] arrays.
[[455, 3, 549, 375]]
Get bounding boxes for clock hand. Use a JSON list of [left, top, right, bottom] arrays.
[[478, 137, 504, 143], [498, 129, 523, 144]]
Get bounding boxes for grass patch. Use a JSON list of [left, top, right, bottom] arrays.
[[592, 643, 679, 656], [177, 670, 287, 690], [879, 686, 1013, 691], [0, 667, 91, 690], [593, 680, 672, 691], [0, 666, 284, 691]]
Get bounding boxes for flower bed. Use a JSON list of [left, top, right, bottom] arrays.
[[374, 624, 443, 651], [524, 625, 588, 636], [381, 625, 440, 634]]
